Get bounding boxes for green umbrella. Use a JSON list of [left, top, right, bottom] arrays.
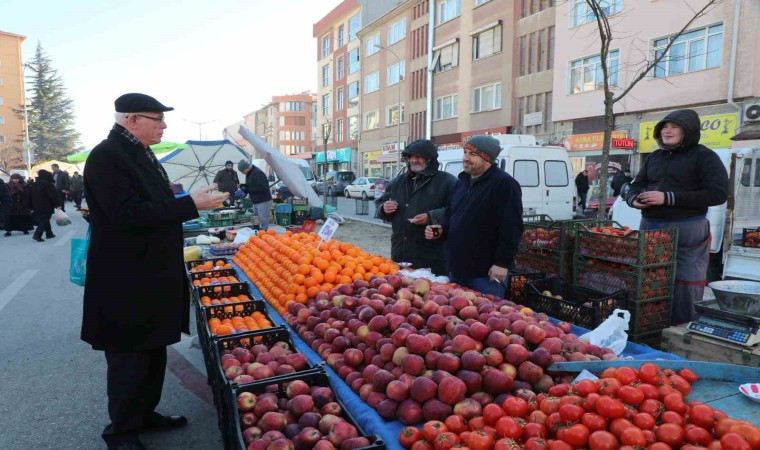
[[66, 142, 188, 163]]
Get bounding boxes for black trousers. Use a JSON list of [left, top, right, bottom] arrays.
[[72, 190, 83, 207], [102, 347, 167, 445], [58, 190, 67, 211], [32, 213, 53, 239]]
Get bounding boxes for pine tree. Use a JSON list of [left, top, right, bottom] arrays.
[[19, 42, 80, 161]]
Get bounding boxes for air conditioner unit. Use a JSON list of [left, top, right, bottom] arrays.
[[743, 103, 760, 123]]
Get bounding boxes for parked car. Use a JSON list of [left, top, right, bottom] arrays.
[[344, 177, 388, 199], [315, 171, 356, 197]]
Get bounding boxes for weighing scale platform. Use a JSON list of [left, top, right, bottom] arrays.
[[688, 299, 760, 346], [662, 325, 760, 367]]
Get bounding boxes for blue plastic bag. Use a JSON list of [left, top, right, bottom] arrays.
[[70, 227, 90, 286]]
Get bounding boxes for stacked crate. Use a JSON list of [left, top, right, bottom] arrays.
[[573, 224, 679, 346]]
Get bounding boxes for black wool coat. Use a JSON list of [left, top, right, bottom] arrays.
[[30, 172, 61, 215], [82, 129, 199, 351]]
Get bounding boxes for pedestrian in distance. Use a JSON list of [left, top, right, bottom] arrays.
[[70, 170, 84, 209], [51, 163, 71, 212], [375, 139, 456, 275], [81, 93, 228, 450], [575, 169, 590, 212], [29, 169, 61, 242], [624, 109, 728, 325], [238, 159, 273, 230], [611, 168, 633, 197], [213, 160, 241, 206], [0, 177, 10, 231], [425, 135, 524, 298], [4, 173, 34, 236]]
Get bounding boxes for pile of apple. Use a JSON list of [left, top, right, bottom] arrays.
[[221, 341, 310, 385], [235, 379, 372, 450], [283, 275, 617, 425]]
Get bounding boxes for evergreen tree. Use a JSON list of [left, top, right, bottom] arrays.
[[18, 42, 80, 161]]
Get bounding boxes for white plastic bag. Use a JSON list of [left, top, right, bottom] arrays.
[[54, 208, 72, 226], [579, 309, 630, 356]]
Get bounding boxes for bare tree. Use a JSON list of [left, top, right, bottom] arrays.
[[0, 144, 23, 171], [583, 0, 723, 218]]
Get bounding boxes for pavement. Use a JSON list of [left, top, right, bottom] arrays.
[[328, 195, 391, 228]]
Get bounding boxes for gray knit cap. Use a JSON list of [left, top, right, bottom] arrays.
[[464, 135, 501, 163], [238, 160, 251, 172]]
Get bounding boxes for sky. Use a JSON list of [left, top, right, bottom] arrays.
[[1, 0, 343, 150]]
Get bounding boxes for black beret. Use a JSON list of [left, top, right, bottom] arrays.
[[115, 93, 174, 113]]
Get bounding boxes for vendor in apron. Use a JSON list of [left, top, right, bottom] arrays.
[[624, 109, 729, 325]]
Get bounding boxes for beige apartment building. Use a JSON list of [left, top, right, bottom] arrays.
[[0, 31, 26, 171]]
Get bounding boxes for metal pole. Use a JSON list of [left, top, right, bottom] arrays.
[[375, 45, 403, 175], [22, 64, 32, 174]]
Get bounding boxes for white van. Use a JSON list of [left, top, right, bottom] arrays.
[[437, 135, 575, 220]]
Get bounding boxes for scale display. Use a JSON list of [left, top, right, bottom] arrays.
[[688, 315, 760, 346]]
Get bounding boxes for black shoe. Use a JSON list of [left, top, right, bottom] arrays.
[[46, 234, 56, 239], [3, 232, 10, 237], [33, 236, 44, 242], [142, 413, 188, 432], [107, 441, 147, 450]]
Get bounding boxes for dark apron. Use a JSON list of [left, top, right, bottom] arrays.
[[640, 216, 710, 325]]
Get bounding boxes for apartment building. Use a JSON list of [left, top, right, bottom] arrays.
[[552, 0, 760, 175], [0, 31, 26, 170]]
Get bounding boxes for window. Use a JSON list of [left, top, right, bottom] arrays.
[[337, 56, 345, 80], [348, 81, 360, 102], [280, 130, 305, 140], [386, 104, 405, 125], [432, 41, 459, 72], [366, 34, 380, 56], [572, 0, 621, 27], [654, 24, 723, 78], [388, 18, 407, 45], [348, 13, 361, 41], [513, 160, 539, 187], [0, 135, 5, 144], [537, 29, 545, 72], [348, 48, 360, 74], [322, 64, 331, 87], [321, 35, 331, 58], [336, 87, 345, 111], [434, 94, 458, 120], [740, 159, 760, 187], [545, 161, 569, 187], [387, 61, 405, 85], [335, 119, 344, 142], [548, 26, 555, 70], [281, 101, 304, 111], [569, 50, 619, 93], [473, 24, 502, 60], [475, 0, 490, 5], [283, 116, 306, 126], [338, 25, 345, 48], [519, 36, 526, 76], [364, 72, 379, 93], [322, 93, 331, 116], [365, 111, 379, 130], [472, 82, 502, 112], [438, 0, 461, 24], [349, 115, 359, 139], [0, 116, 4, 124]]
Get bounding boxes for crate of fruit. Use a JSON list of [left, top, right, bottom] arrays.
[[574, 256, 675, 301], [188, 267, 239, 288], [524, 278, 628, 329], [515, 249, 573, 279], [521, 217, 612, 251], [195, 282, 260, 307], [227, 369, 385, 450], [186, 257, 231, 273], [505, 269, 546, 304], [742, 227, 760, 248], [627, 297, 672, 334], [201, 300, 275, 344], [576, 224, 679, 266]]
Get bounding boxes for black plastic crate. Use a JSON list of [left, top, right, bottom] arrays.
[[521, 218, 611, 251], [186, 257, 231, 272], [505, 269, 546, 304], [355, 199, 369, 215], [629, 330, 664, 349], [742, 227, 760, 248], [290, 198, 309, 206], [195, 282, 260, 307], [188, 267, 239, 284], [516, 249, 573, 280], [522, 214, 554, 224], [524, 278, 628, 329], [627, 297, 672, 334], [576, 224, 679, 266], [227, 369, 385, 450], [200, 300, 274, 344]]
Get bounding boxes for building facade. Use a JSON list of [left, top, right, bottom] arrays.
[[0, 31, 26, 170]]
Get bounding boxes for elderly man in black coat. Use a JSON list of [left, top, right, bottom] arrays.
[[82, 93, 228, 450]]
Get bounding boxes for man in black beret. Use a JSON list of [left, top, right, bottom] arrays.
[[82, 93, 228, 450]]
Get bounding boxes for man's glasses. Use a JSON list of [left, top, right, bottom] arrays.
[[133, 114, 165, 123]]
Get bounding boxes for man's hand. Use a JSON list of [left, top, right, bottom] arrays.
[[409, 213, 429, 225], [488, 265, 509, 284], [191, 183, 230, 211], [636, 191, 665, 206], [383, 200, 399, 214], [424, 225, 442, 240]]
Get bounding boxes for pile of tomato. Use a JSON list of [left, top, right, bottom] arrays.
[[399, 363, 760, 450]]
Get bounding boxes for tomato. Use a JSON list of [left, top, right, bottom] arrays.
[[648, 443, 674, 450], [685, 426, 713, 446], [559, 395, 585, 407], [669, 375, 692, 396], [503, 397, 529, 418], [598, 378, 622, 396], [614, 367, 639, 385], [720, 433, 752, 450], [643, 429, 657, 446], [412, 441, 435, 450], [583, 393, 601, 413], [557, 424, 590, 448], [582, 413, 608, 432], [445, 415, 468, 435], [656, 423, 685, 448], [728, 424, 760, 450], [481, 426, 498, 440], [690, 404, 717, 430], [559, 404, 585, 424], [528, 410, 548, 424], [609, 418, 634, 438], [714, 410, 728, 421], [716, 420, 743, 438], [468, 417, 487, 432], [639, 399, 665, 419], [423, 420, 448, 442], [434, 432, 461, 450], [467, 430, 494, 450], [540, 396, 562, 416], [639, 363, 661, 384], [658, 384, 679, 400], [620, 427, 648, 447], [634, 412, 656, 430], [575, 379, 599, 397], [597, 396, 626, 419], [483, 403, 506, 426], [663, 392, 687, 414], [661, 410, 685, 426], [494, 438, 522, 450], [682, 445, 708, 450], [549, 383, 572, 397], [600, 367, 618, 379], [588, 430, 619, 450], [545, 413, 564, 434], [524, 437, 549, 450], [399, 426, 422, 449], [548, 439, 573, 450], [618, 385, 645, 406], [706, 440, 723, 450], [639, 383, 660, 400], [460, 431, 472, 444], [523, 422, 548, 440], [494, 417, 523, 440], [678, 368, 698, 383]]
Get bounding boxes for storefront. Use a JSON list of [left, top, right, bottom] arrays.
[[314, 147, 353, 177], [564, 131, 635, 196], [638, 112, 738, 157], [361, 142, 404, 179]]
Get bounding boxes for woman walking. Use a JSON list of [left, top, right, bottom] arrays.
[[30, 170, 61, 242], [5, 174, 34, 236]]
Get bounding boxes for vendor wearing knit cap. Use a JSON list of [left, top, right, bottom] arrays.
[[426, 135, 524, 297], [375, 139, 456, 275], [213, 160, 241, 204], [238, 159, 273, 230]]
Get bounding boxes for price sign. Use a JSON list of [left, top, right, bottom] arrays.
[[317, 217, 339, 242]]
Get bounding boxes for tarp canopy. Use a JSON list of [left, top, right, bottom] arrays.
[[238, 125, 323, 207], [31, 160, 84, 176], [66, 142, 187, 163], [158, 140, 249, 192]]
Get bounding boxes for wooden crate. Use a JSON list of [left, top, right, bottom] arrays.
[[661, 325, 760, 367]]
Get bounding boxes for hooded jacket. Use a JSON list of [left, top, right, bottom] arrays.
[[30, 170, 61, 215], [375, 140, 456, 275], [625, 109, 728, 219]]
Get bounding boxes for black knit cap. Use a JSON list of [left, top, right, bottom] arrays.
[[115, 93, 174, 113]]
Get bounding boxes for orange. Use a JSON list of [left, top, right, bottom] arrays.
[[306, 286, 320, 298], [214, 324, 233, 335]]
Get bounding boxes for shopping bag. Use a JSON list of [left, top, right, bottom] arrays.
[[579, 309, 630, 355], [55, 208, 72, 226], [70, 227, 90, 286]]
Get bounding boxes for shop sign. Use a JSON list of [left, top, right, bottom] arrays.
[[638, 112, 738, 153], [314, 147, 352, 163], [381, 142, 404, 155], [523, 112, 543, 127], [363, 150, 381, 165], [612, 138, 635, 149], [564, 131, 628, 151]]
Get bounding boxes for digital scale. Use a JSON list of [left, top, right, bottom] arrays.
[[689, 300, 760, 347]]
